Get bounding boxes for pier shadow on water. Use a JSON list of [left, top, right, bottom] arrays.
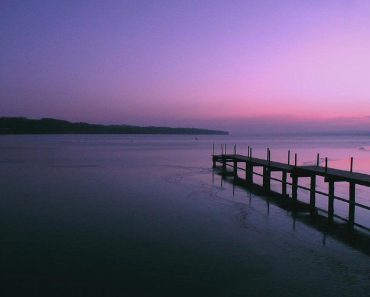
[[214, 167, 370, 258]]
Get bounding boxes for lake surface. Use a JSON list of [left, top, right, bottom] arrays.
[[1, 135, 370, 296]]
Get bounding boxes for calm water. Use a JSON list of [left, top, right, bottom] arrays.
[[1, 135, 370, 296]]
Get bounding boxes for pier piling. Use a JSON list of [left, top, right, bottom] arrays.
[[282, 171, 288, 197], [310, 176, 316, 215], [292, 175, 298, 204], [233, 159, 237, 177], [328, 180, 335, 223], [349, 182, 356, 229], [263, 166, 271, 192]]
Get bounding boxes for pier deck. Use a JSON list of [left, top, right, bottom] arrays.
[[295, 166, 370, 186], [215, 154, 370, 185], [212, 148, 370, 231], [218, 154, 294, 172]]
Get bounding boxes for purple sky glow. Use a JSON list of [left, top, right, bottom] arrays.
[[1, 1, 370, 134]]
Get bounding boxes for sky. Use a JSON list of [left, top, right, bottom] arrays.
[[1, 0, 370, 134]]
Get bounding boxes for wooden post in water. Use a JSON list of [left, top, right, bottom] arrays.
[[264, 148, 271, 192], [222, 155, 226, 171], [212, 143, 216, 168], [292, 175, 298, 204], [349, 182, 356, 229], [247, 148, 253, 185], [294, 153, 297, 167], [350, 157, 354, 172], [317, 153, 320, 166], [328, 180, 335, 223], [310, 175, 316, 215], [325, 157, 328, 173], [233, 159, 237, 178], [282, 171, 287, 197], [247, 164, 253, 185], [263, 166, 271, 192], [251, 164, 255, 186], [288, 150, 291, 165]]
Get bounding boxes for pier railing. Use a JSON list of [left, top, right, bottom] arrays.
[[212, 144, 370, 232]]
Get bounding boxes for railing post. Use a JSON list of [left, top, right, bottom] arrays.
[[282, 171, 287, 197], [328, 180, 335, 223], [212, 144, 215, 167], [246, 163, 253, 185], [310, 175, 316, 215], [263, 166, 271, 192], [246, 148, 253, 185], [349, 182, 356, 229], [233, 159, 237, 177], [292, 175, 298, 204], [222, 155, 226, 171]]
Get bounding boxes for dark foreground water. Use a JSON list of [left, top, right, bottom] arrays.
[[0, 135, 370, 297]]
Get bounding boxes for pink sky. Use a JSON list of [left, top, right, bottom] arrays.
[[1, 0, 370, 133]]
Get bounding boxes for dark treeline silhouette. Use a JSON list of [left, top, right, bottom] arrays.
[[0, 117, 228, 135]]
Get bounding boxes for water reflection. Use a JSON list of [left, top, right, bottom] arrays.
[[214, 167, 370, 257]]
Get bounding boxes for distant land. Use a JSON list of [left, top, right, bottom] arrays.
[[0, 117, 228, 135]]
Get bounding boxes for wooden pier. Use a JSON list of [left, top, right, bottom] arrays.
[[212, 145, 370, 231]]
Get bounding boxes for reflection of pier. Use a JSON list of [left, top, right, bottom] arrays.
[[213, 169, 370, 258], [212, 145, 370, 232]]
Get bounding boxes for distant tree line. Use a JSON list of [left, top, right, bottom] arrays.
[[0, 117, 228, 135]]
